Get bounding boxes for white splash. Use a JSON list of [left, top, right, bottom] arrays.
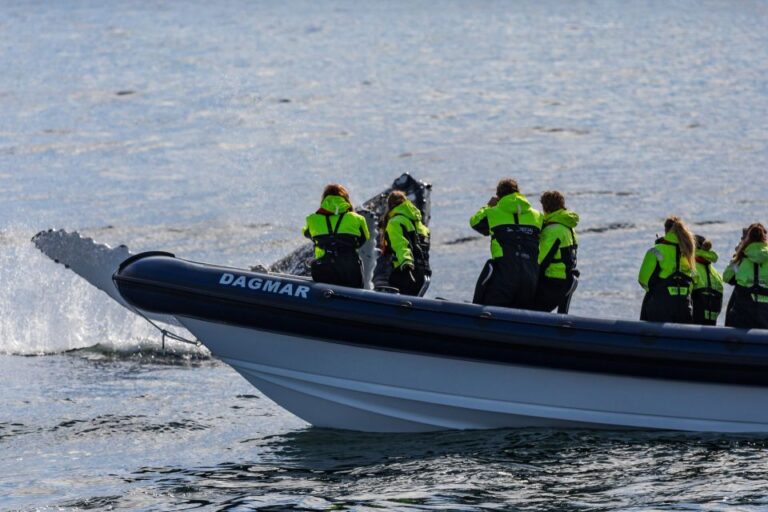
[[0, 227, 203, 356]]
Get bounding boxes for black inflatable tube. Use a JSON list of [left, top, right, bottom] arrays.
[[113, 253, 768, 387]]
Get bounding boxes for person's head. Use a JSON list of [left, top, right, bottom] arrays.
[[734, 223, 768, 262], [496, 178, 519, 199], [694, 234, 712, 251], [387, 190, 407, 211], [664, 216, 696, 270], [540, 190, 566, 214], [322, 183, 352, 207], [745, 223, 767, 243]]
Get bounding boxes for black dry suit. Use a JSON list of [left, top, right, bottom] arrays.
[[534, 209, 580, 314], [638, 233, 697, 324], [303, 195, 370, 288], [691, 248, 724, 326], [376, 200, 431, 296], [724, 242, 768, 329], [470, 193, 544, 309]]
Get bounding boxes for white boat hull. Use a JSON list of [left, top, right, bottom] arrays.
[[179, 317, 768, 433]]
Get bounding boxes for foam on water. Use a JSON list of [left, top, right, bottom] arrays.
[[0, 227, 204, 356], [2, 1, 768, 509]]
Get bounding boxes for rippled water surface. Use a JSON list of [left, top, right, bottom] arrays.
[[2, 0, 768, 510]]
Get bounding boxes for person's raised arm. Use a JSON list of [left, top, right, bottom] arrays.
[[469, 197, 497, 236]]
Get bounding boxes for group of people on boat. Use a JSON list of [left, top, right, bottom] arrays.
[[302, 184, 432, 296], [638, 217, 768, 329], [303, 179, 768, 329]]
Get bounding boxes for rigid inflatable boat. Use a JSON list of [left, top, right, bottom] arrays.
[[114, 252, 768, 433]]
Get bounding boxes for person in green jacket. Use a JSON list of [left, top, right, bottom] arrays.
[[691, 234, 724, 325], [533, 191, 580, 313], [375, 190, 431, 296], [724, 223, 768, 329], [470, 178, 543, 309], [638, 216, 698, 323], [303, 184, 370, 288]]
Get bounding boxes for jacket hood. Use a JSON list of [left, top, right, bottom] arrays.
[[388, 200, 422, 222], [662, 231, 680, 245], [497, 193, 533, 214], [695, 248, 718, 264], [318, 195, 352, 215], [744, 242, 768, 264], [544, 209, 579, 228]]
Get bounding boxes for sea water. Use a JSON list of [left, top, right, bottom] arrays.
[[1, 1, 768, 509]]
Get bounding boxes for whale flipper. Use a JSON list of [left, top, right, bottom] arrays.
[[31, 229, 181, 326]]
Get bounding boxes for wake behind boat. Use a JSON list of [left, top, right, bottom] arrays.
[[113, 252, 768, 433]]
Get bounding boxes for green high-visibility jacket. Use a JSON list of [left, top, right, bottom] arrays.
[[538, 209, 579, 280], [693, 248, 724, 293], [638, 231, 698, 293], [723, 242, 768, 294], [469, 193, 543, 259], [303, 195, 369, 259], [384, 200, 430, 269]]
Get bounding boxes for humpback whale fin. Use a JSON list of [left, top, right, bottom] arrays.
[[30, 229, 181, 326]]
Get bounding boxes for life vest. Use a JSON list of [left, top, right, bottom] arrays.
[[382, 199, 431, 271], [539, 222, 579, 279], [385, 214, 430, 269], [692, 259, 723, 321], [308, 211, 366, 289], [303, 195, 369, 260], [649, 242, 693, 298], [470, 193, 543, 260], [748, 261, 768, 304], [490, 211, 541, 261], [311, 212, 361, 257]]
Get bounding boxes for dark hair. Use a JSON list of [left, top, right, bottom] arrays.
[[496, 179, 519, 198], [734, 223, 768, 263], [540, 190, 565, 214], [694, 234, 712, 251], [664, 216, 696, 271], [322, 183, 352, 207], [386, 190, 407, 211]]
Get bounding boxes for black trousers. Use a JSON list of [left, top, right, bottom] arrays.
[[534, 275, 577, 313], [372, 254, 394, 290], [691, 289, 723, 326], [473, 258, 538, 310], [725, 287, 768, 329], [310, 253, 363, 289], [692, 308, 717, 326], [373, 254, 429, 296], [640, 288, 693, 324], [389, 266, 427, 297]]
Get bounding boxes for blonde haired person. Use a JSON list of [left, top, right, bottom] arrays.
[[638, 216, 699, 323]]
